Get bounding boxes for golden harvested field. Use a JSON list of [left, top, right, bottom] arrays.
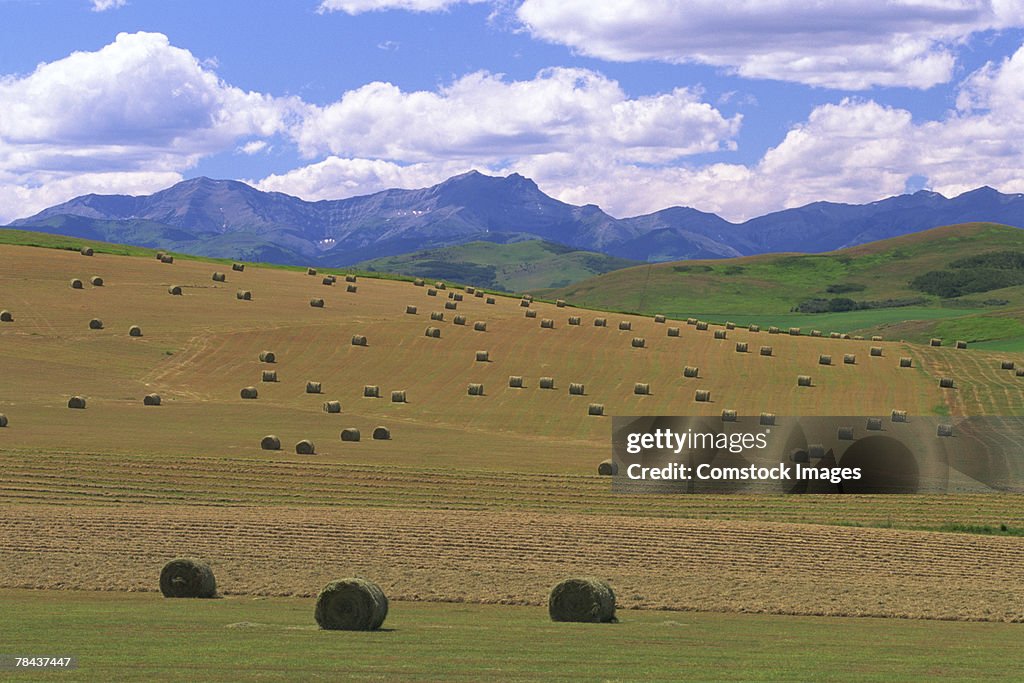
[[2, 242, 1024, 622]]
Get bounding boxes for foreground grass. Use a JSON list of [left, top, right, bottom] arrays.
[[2, 590, 1023, 682]]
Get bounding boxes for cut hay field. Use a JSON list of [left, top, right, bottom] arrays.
[[2, 237, 1024, 650]]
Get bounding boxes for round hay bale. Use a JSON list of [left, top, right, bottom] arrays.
[[899, 357, 912, 368], [314, 578, 388, 631], [232, 263, 245, 272], [346, 275, 357, 283], [70, 278, 84, 289], [548, 578, 616, 623], [156, 251, 165, 260], [454, 315, 466, 325], [475, 350, 490, 362], [667, 327, 680, 337], [466, 287, 476, 294], [259, 351, 276, 363], [569, 316, 581, 326], [406, 305, 417, 314], [351, 335, 368, 347], [307, 268, 317, 276], [618, 321, 631, 331], [143, 394, 161, 406], [597, 459, 617, 475], [88, 318, 103, 330], [240, 387, 258, 399], [520, 299, 531, 308], [588, 403, 604, 416], [323, 401, 341, 413], [891, 410, 908, 423], [797, 375, 812, 387], [830, 332, 841, 339], [695, 321, 708, 331], [128, 325, 142, 337], [509, 375, 524, 388], [434, 281, 445, 289], [759, 413, 775, 426], [486, 297, 496, 305], [872, 335, 883, 342], [956, 340, 967, 349], [425, 326, 441, 338], [683, 366, 699, 378], [870, 347, 883, 357], [939, 377, 954, 389], [159, 559, 217, 599], [212, 272, 226, 282], [748, 324, 761, 333], [525, 310, 538, 318], [346, 285, 358, 293], [341, 428, 361, 442], [687, 318, 698, 325], [372, 426, 391, 440], [0, 414, 7, 427], [161, 255, 174, 264], [768, 326, 780, 334], [725, 321, 735, 330], [819, 354, 832, 365], [937, 424, 954, 437], [789, 327, 801, 336], [694, 389, 710, 402], [866, 417, 883, 431], [236, 290, 252, 301], [413, 278, 425, 286], [427, 288, 438, 296], [430, 311, 445, 321], [295, 440, 316, 455], [67, 396, 86, 409], [539, 377, 555, 390], [556, 299, 566, 308], [930, 338, 942, 347], [364, 385, 380, 398], [721, 409, 737, 422], [654, 314, 667, 323], [306, 381, 322, 394], [1017, 368, 1024, 377], [568, 382, 585, 396], [594, 318, 607, 327], [522, 294, 534, 302], [841, 334, 851, 340], [322, 277, 334, 286], [0, 310, 13, 322], [168, 285, 183, 296], [844, 354, 856, 365], [634, 383, 650, 395], [838, 427, 855, 440], [810, 329, 822, 337], [310, 298, 325, 308], [540, 319, 554, 329], [735, 342, 748, 353], [391, 390, 407, 403], [631, 337, 645, 348], [1001, 360, 1015, 370], [445, 301, 457, 310], [262, 435, 282, 451], [261, 370, 278, 382], [759, 346, 772, 356], [467, 383, 484, 396], [80, 247, 94, 256], [713, 330, 727, 340], [90, 276, 103, 287]]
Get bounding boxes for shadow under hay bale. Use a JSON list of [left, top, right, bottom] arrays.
[[70, 278, 84, 289], [212, 272, 226, 282], [236, 290, 252, 301], [364, 385, 380, 398], [89, 318, 103, 330], [323, 401, 341, 413], [129, 325, 142, 337], [261, 435, 281, 450], [160, 559, 217, 599], [372, 426, 391, 440], [0, 310, 12, 322], [67, 396, 86, 409], [548, 578, 616, 623], [568, 382, 585, 395], [90, 276, 103, 286], [341, 428, 361, 442], [306, 382, 322, 394], [168, 285, 183, 296], [240, 387, 258, 399], [143, 394, 161, 406], [295, 440, 316, 455], [468, 383, 485, 396], [351, 335, 367, 347], [315, 579, 388, 631], [391, 390, 407, 403], [259, 351, 276, 363], [683, 366, 699, 378], [597, 459, 617, 475]]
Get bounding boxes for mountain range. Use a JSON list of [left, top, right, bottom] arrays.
[[8, 171, 1024, 266]]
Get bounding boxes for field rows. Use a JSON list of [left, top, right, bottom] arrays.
[[1, 504, 1023, 622]]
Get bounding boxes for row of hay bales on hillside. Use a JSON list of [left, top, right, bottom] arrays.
[[160, 558, 616, 628]]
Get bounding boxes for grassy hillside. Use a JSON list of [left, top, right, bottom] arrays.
[[356, 239, 640, 291], [543, 223, 1024, 349]]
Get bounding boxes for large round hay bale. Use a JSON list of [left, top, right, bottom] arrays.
[[236, 290, 252, 301], [143, 393, 161, 406], [520, 299, 531, 308], [346, 275, 357, 283], [341, 428, 361, 442], [427, 288, 438, 296], [539, 377, 555, 389], [161, 255, 174, 264], [725, 321, 735, 330], [80, 247, 94, 256], [351, 335, 368, 347], [634, 382, 650, 395], [838, 427, 855, 441], [306, 381, 322, 394], [0, 414, 7, 427], [466, 287, 476, 294], [363, 385, 381, 398], [695, 321, 708, 331], [588, 403, 604, 416], [1001, 360, 1015, 370], [468, 383, 484, 396], [454, 315, 466, 325], [899, 357, 912, 368], [556, 299, 566, 308], [414, 278, 425, 286], [594, 318, 606, 327], [683, 366, 699, 378], [391, 390, 406, 403], [939, 377, 955, 388], [631, 337, 645, 348], [0, 310, 13, 322], [819, 354, 832, 365], [261, 370, 278, 383], [569, 316, 581, 326], [168, 285, 183, 296], [956, 340, 967, 349], [937, 424, 954, 437], [509, 375, 524, 388], [810, 330, 822, 337], [70, 278, 84, 289], [430, 311, 445, 321], [667, 327, 680, 337], [694, 389, 710, 402], [870, 347, 883, 357], [930, 338, 942, 347], [749, 324, 761, 332], [452, 293, 464, 302], [425, 326, 441, 338], [232, 263, 245, 272], [323, 401, 341, 413], [295, 440, 316, 455], [310, 298, 325, 308], [406, 305, 417, 314], [485, 296, 496, 305], [372, 426, 391, 440], [240, 387, 258, 399], [90, 276, 103, 287], [475, 350, 490, 362], [88, 318, 103, 330], [721, 409, 737, 422], [797, 375, 812, 387], [322, 277, 334, 286], [259, 351, 276, 363], [713, 330, 727, 340], [129, 325, 142, 337], [315, 578, 388, 631], [445, 301, 457, 310], [540, 319, 554, 329], [434, 281, 445, 289], [735, 342, 748, 353], [872, 335, 883, 342], [261, 435, 281, 450], [212, 272, 226, 282], [891, 410, 908, 423], [548, 577, 616, 623], [568, 382, 585, 395], [789, 327, 801, 336], [525, 310, 538, 318], [866, 417, 883, 431], [159, 558, 217, 599], [759, 346, 772, 356], [654, 314, 666, 323], [768, 326, 780, 334], [474, 321, 487, 332], [844, 354, 856, 365], [346, 284, 358, 293], [618, 321, 631, 331], [759, 413, 775, 426], [307, 267, 317, 276], [156, 251, 165, 260], [597, 460, 617, 475]]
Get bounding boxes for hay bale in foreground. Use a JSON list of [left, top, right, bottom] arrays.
[[695, 321, 708, 331], [430, 311, 444, 321], [315, 578, 388, 631], [232, 263, 245, 272], [159, 559, 217, 599], [70, 278, 84, 289], [323, 401, 341, 413], [597, 460, 617, 476], [80, 247, 94, 256], [539, 377, 555, 389], [168, 285, 183, 296], [844, 354, 856, 365], [569, 316, 581, 326], [568, 383, 585, 395], [129, 325, 142, 337], [89, 318, 103, 330], [540, 319, 554, 329], [683, 366, 699, 378], [391, 390, 407, 403], [240, 387, 258, 399], [259, 351, 276, 363], [797, 375, 812, 387], [310, 298, 325, 308], [295, 440, 316, 455], [714, 330, 727, 340], [467, 383, 485, 396], [939, 377, 954, 389], [90, 276, 103, 286], [899, 357, 912, 368], [588, 403, 604, 416], [0, 310, 13, 322], [475, 350, 490, 362], [474, 321, 487, 332], [341, 428, 361, 442], [634, 383, 650, 395], [819, 354, 832, 365], [631, 337, 645, 348], [526, 310, 538, 318], [870, 347, 883, 357], [759, 346, 772, 356], [346, 285, 358, 293], [351, 335, 367, 347], [372, 426, 391, 440], [261, 435, 281, 450], [236, 290, 252, 301], [425, 326, 441, 338], [454, 315, 466, 325], [306, 381, 322, 394], [1001, 360, 1015, 370], [548, 578, 616, 623], [212, 272, 226, 282], [364, 385, 380, 398], [668, 327, 680, 337], [618, 321, 632, 331], [509, 375, 524, 388], [0, 414, 7, 427], [143, 393, 161, 406], [694, 389, 710, 402], [67, 396, 86, 409], [406, 305, 417, 314]]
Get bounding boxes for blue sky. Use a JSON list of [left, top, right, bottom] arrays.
[[2, 1, 1024, 223]]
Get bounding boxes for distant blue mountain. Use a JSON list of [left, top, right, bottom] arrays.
[[9, 172, 1024, 265]]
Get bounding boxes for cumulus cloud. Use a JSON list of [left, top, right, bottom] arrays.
[[317, 0, 483, 14], [91, 0, 128, 11], [253, 157, 470, 199], [516, 0, 1024, 89]]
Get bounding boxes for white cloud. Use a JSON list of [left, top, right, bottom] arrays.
[[252, 157, 470, 200], [317, 0, 483, 14], [516, 0, 1024, 90], [91, 0, 127, 11], [237, 140, 270, 155]]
